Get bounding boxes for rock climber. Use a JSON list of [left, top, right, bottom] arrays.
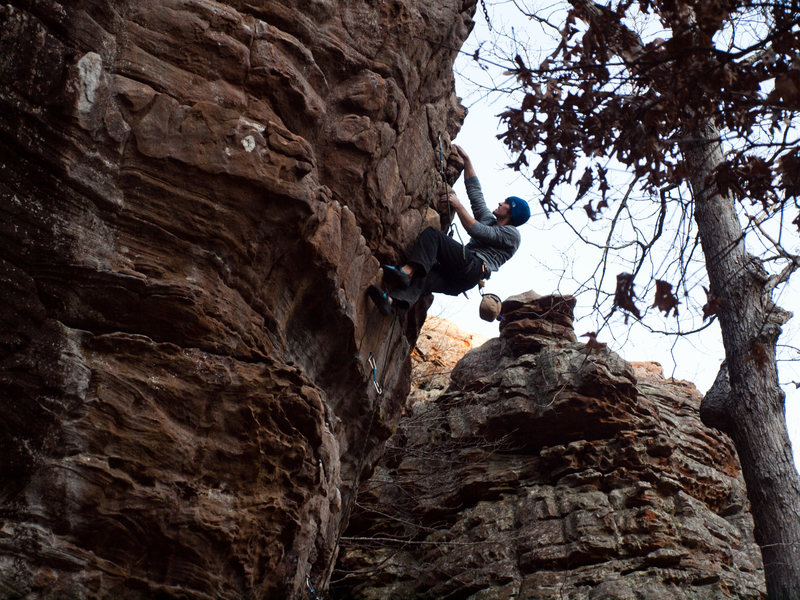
[[367, 145, 530, 315]]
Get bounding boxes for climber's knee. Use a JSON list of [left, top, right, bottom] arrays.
[[420, 226, 440, 239]]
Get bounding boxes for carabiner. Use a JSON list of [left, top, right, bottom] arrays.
[[368, 353, 383, 395]]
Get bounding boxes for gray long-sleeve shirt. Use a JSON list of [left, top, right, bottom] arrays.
[[464, 176, 520, 272]]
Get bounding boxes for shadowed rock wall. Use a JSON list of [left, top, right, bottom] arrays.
[[334, 294, 766, 599], [0, 1, 475, 598]]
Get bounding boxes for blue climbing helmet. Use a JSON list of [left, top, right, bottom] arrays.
[[507, 196, 530, 226]]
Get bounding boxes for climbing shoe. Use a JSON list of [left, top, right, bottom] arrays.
[[367, 285, 392, 316], [382, 264, 412, 288]]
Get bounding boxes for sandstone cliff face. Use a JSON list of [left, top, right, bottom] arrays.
[[409, 315, 487, 405], [334, 294, 766, 599], [0, 1, 474, 598]]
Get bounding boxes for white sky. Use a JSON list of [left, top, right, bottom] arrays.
[[430, 3, 800, 470]]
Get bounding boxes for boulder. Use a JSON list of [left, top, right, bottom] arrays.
[[335, 294, 765, 599]]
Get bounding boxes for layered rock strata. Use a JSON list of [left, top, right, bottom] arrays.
[[334, 293, 766, 599], [0, 1, 474, 598]]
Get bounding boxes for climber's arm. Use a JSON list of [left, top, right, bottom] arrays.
[[445, 192, 477, 231], [455, 145, 476, 179]]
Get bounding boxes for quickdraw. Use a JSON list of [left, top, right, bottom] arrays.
[[368, 352, 383, 395], [320, 314, 398, 590], [306, 575, 322, 600], [438, 133, 465, 254], [438, 132, 454, 236]]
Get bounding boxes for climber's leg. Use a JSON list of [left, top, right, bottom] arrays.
[[424, 256, 483, 297], [366, 285, 392, 316], [406, 227, 469, 275]]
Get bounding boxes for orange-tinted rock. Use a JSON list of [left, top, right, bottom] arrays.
[[409, 316, 488, 405]]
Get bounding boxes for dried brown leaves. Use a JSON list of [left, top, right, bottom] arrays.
[[652, 280, 680, 317], [612, 273, 640, 323], [702, 286, 722, 321], [744, 340, 769, 370], [581, 331, 607, 354], [498, 0, 800, 215]]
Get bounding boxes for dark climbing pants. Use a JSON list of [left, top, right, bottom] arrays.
[[389, 227, 484, 308]]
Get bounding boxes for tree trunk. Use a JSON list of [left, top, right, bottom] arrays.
[[685, 123, 800, 599], [562, 2, 800, 594]]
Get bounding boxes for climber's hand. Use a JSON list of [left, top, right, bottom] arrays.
[[452, 145, 475, 178], [440, 192, 461, 209], [452, 144, 466, 158]]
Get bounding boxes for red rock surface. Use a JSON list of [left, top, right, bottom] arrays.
[[0, 1, 474, 597], [334, 294, 766, 599]]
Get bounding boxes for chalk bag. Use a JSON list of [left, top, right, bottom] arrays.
[[479, 293, 502, 322]]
